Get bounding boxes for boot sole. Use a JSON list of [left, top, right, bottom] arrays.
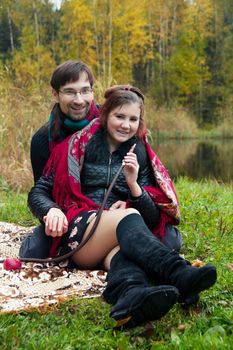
[[111, 286, 179, 329], [181, 266, 217, 302]]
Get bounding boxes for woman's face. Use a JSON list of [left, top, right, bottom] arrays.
[[106, 102, 140, 151]]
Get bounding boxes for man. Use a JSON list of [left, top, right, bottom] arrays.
[[31, 60, 100, 183], [20, 60, 100, 258]]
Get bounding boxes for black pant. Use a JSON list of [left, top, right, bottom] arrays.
[[163, 224, 182, 252], [19, 223, 52, 258]]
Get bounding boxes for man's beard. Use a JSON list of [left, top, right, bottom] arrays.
[[68, 105, 89, 121]]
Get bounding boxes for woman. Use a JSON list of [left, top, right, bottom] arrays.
[[25, 85, 217, 328]]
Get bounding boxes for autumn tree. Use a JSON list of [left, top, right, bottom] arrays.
[[0, 0, 57, 92], [0, 0, 233, 125]]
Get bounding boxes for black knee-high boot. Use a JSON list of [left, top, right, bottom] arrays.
[[103, 251, 179, 328], [116, 214, 217, 302]]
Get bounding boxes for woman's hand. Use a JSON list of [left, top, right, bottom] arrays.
[[123, 151, 139, 184], [43, 208, 68, 237], [109, 200, 127, 210], [123, 151, 142, 197]]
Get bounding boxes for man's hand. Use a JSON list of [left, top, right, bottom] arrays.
[[43, 208, 68, 237], [109, 201, 127, 210]]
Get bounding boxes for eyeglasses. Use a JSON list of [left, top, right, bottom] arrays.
[[59, 87, 93, 98]]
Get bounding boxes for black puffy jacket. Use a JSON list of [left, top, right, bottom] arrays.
[[28, 129, 160, 229]]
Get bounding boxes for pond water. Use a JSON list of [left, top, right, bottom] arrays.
[[151, 138, 233, 183]]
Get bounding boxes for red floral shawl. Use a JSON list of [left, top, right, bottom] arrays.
[[44, 118, 180, 256]]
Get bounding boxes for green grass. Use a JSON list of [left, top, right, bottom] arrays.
[[0, 177, 232, 349], [0, 189, 36, 226]]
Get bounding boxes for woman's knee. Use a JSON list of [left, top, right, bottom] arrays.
[[112, 208, 140, 226], [125, 208, 139, 215], [103, 208, 139, 222]]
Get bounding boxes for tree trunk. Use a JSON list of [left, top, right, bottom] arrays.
[[7, 7, 14, 55], [107, 0, 112, 85], [102, 35, 106, 84], [33, 1, 40, 46], [93, 0, 100, 77]]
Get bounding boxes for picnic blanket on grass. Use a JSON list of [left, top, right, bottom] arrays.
[[0, 222, 107, 314]]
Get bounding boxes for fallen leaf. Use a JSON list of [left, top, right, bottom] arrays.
[[191, 259, 205, 267], [177, 323, 188, 332], [226, 263, 233, 271]]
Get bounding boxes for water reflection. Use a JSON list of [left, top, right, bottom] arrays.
[[152, 139, 233, 182]]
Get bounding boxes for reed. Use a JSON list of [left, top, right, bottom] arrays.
[[199, 119, 233, 139], [0, 86, 51, 192], [145, 102, 199, 139]]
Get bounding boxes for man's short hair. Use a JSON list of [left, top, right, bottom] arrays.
[[50, 60, 94, 91]]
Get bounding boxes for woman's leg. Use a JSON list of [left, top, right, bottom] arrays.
[[115, 213, 217, 301], [102, 246, 120, 271], [71, 208, 137, 268], [103, 250, 179, 328], [72, 210, 178, 327], [72, 209, 181, 269]]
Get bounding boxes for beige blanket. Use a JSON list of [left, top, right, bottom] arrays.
[[0, 222, 107, 314]]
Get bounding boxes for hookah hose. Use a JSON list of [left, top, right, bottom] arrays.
[[1, 144, 136, 265]]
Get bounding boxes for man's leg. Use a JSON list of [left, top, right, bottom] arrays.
[[162, 224, 182, 252], [19, 223, 52, 258]]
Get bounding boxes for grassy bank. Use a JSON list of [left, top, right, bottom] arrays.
[[0, 178, 232, 349], [146, 104, 233, 140]]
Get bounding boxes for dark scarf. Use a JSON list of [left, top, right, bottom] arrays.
[[48, 101, 100, 151]]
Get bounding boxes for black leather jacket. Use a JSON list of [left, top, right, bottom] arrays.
[[28, 129, 160, 229]]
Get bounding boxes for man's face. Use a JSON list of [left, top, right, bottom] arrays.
[[52, 72, 94, 120]]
